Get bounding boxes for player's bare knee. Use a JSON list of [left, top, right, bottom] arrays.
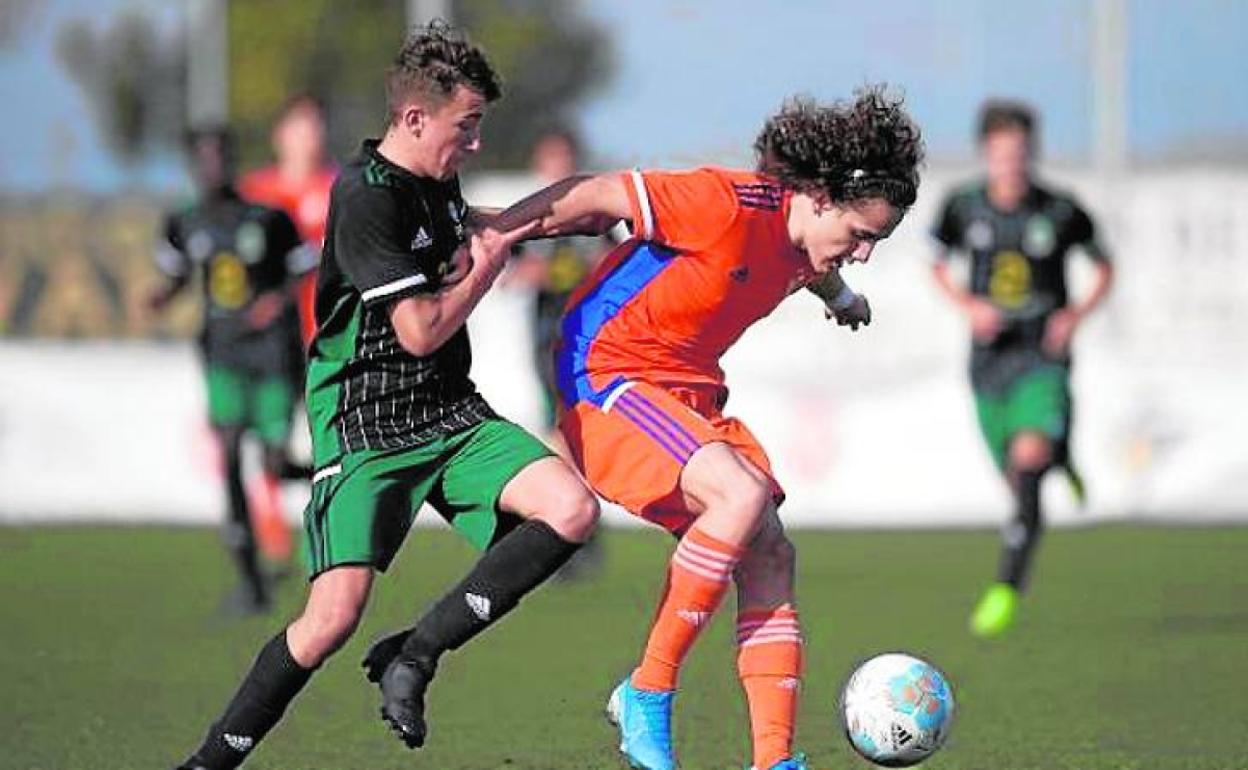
[[539, 484, 599, 543], [300, 601, 363, 660], [725, 473, 771, 530], [1009, 433, 1052, 471]]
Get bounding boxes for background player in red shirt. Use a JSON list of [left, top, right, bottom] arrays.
[[238, 94, 337, 564], [490, 87, 924, 770], [239, 94, 335, 348]]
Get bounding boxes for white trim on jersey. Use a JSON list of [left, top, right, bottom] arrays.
[[600, 380, 636, 413], [361, 273, 428, 302], [311, 463, 342, 484], [629, 169, 654, 239]]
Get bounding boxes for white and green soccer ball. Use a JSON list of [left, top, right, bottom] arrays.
[[840, 652, 955, 767]]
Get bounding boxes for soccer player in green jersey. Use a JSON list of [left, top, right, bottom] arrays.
[[174, 23, 598, 769], [930, 100, 1114, 637], [152, 127, 313, 614]]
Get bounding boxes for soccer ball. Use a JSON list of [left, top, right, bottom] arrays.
[[839, 652, 955, 767]]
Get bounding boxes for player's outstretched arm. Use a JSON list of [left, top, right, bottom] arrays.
[[1043, 260, 1113, 356], [808, 270, 871, 331], [389, 221, 538, 357], [491, 173, 632, 239]]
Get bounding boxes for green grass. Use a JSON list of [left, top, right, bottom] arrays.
[[2, 524, 1247, 769]]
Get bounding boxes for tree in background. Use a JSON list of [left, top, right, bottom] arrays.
[[56, 12, 186, 166], [0, 0, 43, 49], [57, 0, 611, 173], [230, 0, 612, 170]]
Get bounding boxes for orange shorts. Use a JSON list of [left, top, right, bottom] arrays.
[[559, 379, 783, 535]]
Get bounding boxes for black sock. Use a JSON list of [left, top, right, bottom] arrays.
[[222, 449, 266, 604], [400, 520, 581, 663], [998, 469, 1044, 590], [186, 631, 315, 769]]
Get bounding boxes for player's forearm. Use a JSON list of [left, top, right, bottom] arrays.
[[1072, 262, 1114, 318], [390, 255, 502, 357], [806, 269, 851, 305], [931, 261, 974, 312], [492, 174, 630, 238]]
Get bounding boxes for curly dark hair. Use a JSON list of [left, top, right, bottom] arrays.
[[754, 85, 924, 209], [386, 21, 502, 124]]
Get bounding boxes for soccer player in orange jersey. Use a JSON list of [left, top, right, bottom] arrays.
[[490, 87, 924, 770]]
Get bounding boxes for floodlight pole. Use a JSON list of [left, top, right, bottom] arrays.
[[1091, 0, 1128, 175], [187, 0, 228, 127]]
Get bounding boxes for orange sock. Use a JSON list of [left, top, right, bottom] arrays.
[[631, 527, 743, 692], [737, 604, 803, 770], [248, 472, 292, 562]]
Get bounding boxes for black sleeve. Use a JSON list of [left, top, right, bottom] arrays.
[[1068, 200, 1110, 264], [155, 212, 191, 278], [264, 208, 317, 277], [334, 184, 441, 306], [930, 193, 963, 256]]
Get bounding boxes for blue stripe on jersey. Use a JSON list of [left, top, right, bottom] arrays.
[[556, 241, 677, 407]]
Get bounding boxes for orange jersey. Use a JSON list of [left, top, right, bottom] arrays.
[[239, 165, 336, 345], [238, 165, 336, 245], [556, 167, 814, 407]]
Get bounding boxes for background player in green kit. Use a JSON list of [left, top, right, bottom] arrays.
[[151, 127, 313, 614], [931, 100, 1114, 638], [174, 23, 598, 769]]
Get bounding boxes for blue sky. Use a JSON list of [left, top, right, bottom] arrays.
[[2, 0, 1246, 191]]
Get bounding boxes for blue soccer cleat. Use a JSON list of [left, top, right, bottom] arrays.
[[749, 753, 809, 770], [605, 676, 677, 770]]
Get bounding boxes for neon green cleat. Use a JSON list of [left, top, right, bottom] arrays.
[[970, 583, 1018, 638], [1065, 463, 1087, 508]]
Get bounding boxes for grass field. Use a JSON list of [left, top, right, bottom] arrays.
[[3, 524, 1247, 770]]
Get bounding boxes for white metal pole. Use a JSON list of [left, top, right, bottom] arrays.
[[1092, 0, 1128, 173]]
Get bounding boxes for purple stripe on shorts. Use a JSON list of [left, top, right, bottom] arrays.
[[615, 400, 692, 463], [620, 391, 702, 453]]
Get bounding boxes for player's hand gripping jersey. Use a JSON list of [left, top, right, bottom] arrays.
[[556, 168, 815, 532]]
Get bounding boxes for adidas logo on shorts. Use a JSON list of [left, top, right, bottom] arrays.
[[465, 592, 492, 621], [223, 733, 254, 753]]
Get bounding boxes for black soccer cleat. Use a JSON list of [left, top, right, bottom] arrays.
[[362, 628, 437, 749], [362, 627, 413, 683], [377, 656, 437, 749], [173, 758, 210, 770]]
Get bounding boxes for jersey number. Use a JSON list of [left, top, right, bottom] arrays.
[[988, 250, 1031, 310], [209, 252, 251, 309]]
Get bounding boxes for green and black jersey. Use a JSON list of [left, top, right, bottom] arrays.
[[931, 180, 1109, 391], [306, 140, 494, 465], [158, 188, 310, 372]]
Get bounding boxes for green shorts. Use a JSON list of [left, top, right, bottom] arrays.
[[974, 364, 1070, 470], [205, 364, 295, 446], [301, 418, 553, 578]]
